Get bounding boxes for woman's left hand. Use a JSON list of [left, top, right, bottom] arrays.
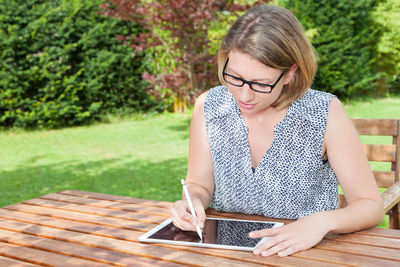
[[249, 212, 331, 257]]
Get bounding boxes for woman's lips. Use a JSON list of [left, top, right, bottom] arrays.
[[238, 101, 256, 110]]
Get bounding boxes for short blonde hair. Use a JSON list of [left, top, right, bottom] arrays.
[[218, 4, 317, 109]]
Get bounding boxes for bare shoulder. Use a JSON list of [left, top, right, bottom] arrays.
[[192, 91, 209, 117], [328, 97, 347, 120], [194, 91, 209, 108], [327, 97, 353, 129], [325, 96, 359, 146]]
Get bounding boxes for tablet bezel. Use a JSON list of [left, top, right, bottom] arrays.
[[138, 217, 284, 251]]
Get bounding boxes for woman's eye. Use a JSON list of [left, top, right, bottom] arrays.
[[256, 83, 269, 88]]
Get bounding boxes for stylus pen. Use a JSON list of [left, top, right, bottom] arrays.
[[181, 179, 203, 241]]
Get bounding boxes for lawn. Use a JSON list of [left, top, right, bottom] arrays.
[[0, 113, 191, 207], [1, 94, 399, 228]]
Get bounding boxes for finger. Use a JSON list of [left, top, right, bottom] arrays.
[[170, 201, 197, 231], [249, 227, 280, 239], [180, 212, 198, 230], [253, 235, 285, 255], [173, 216, 196, 231], [260, 240, 293, 257], [278, 244, 302, 257], [193, 201, 206, 228], [170, 206, 184, 227], [170, 208, 186, 230]]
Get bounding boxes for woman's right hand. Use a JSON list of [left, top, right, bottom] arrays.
[[170, 198, 206, 231], [170, 92, 214, 232]]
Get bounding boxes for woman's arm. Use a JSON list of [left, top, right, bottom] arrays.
[[321, 97, 384, 232], [250, 97, 384, 257], [170, 91, 215, 231]]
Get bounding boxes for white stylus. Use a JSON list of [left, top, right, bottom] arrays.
[[181, 179, 203, 241]]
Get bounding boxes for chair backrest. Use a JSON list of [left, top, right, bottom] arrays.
[[339, 119, 400, 228]]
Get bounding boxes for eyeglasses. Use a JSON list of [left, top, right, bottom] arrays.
[[222, 57, 285, 94]]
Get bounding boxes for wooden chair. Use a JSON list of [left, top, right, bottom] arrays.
[[339, 119, 400, 229]]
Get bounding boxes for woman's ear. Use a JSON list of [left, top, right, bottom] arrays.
[[283, 64, 298, 85]]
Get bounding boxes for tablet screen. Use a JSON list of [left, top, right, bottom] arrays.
[[139, 217, 283, 251]]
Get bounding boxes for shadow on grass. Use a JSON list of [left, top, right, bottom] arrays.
[[0, 157, 187, 207], [167, 117, 191, 139]]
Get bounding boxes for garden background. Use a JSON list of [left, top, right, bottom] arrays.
[[1, 0, 399, 228]]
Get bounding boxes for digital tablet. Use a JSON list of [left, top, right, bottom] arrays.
[[139, 217, 284, 251]]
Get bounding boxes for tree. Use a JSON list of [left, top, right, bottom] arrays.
[[101, 0, 270, 112], [0, 0, 154, 128], [372, 0, 400, 95], [281, 0, 380, 99]]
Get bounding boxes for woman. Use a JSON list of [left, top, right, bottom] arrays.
[[170, 4, 384, 257]]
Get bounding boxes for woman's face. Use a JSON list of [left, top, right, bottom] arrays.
[[224, 50, 289, 115]]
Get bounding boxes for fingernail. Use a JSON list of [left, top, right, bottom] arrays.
[[249, 232, 254, 238], [253, 250, 259, 255]]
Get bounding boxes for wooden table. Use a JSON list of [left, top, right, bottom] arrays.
[[0, 191, 399, 266]]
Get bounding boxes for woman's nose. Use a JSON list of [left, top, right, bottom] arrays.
[[239, 83, 254, 101]]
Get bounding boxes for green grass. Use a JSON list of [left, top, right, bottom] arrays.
[[1, 95, 399, 228], [0, 112, 191, 207]]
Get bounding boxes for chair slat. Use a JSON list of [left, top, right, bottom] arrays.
[[352, 119, 399, 136], [363, 144, 397, 162], [382, 181, 400, 213], [338, 194, 347, 209], [373, 171, 396, 188]]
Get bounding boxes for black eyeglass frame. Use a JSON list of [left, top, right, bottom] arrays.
[[222, 57, 285, 94]]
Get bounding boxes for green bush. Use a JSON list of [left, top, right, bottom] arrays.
[[372, 0, 400, 95], [0, 0, 159, 128], [281, 0, 379, 98]]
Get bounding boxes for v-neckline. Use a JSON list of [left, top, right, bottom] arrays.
[[237, 104, 293, 173]]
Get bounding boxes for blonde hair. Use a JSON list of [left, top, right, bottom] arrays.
[[218, 4, 317, 109]]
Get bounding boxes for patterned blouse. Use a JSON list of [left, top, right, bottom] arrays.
[[204, 86, 339, 219]]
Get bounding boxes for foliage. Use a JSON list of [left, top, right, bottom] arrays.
[[101, 0, 271, 112], [281, 0, 380, 98], [0, 0, 159, 129], [372, 0, 400, 94]]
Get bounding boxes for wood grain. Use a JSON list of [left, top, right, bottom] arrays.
[[1, 191, 399, 266]]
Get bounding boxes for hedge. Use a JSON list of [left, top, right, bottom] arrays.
[[0, 0, 159, 128], [282, 0, 380, 98]]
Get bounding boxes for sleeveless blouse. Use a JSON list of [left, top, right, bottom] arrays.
[[204, 86, 339, 219]]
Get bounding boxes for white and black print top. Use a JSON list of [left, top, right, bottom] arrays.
[[204, 86, 339, 220]]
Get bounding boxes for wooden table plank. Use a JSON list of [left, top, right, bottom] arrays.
[[206, 208, 292, 224], [39, 193, 171, 216], [3, 203, 163, 229], [0, 255, 40, 266], [0, 241, 110, 267], [59, 190, 173, 209], [157, 243, 343, 267], [23, 198, 169, 221], [294, 247, 400, 267], [326, 233, 400, 249], [0, 228, 184, 267], [316, 239, 400, 261], [355, 227, 400, 239], [0, 209, 152, 239]]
